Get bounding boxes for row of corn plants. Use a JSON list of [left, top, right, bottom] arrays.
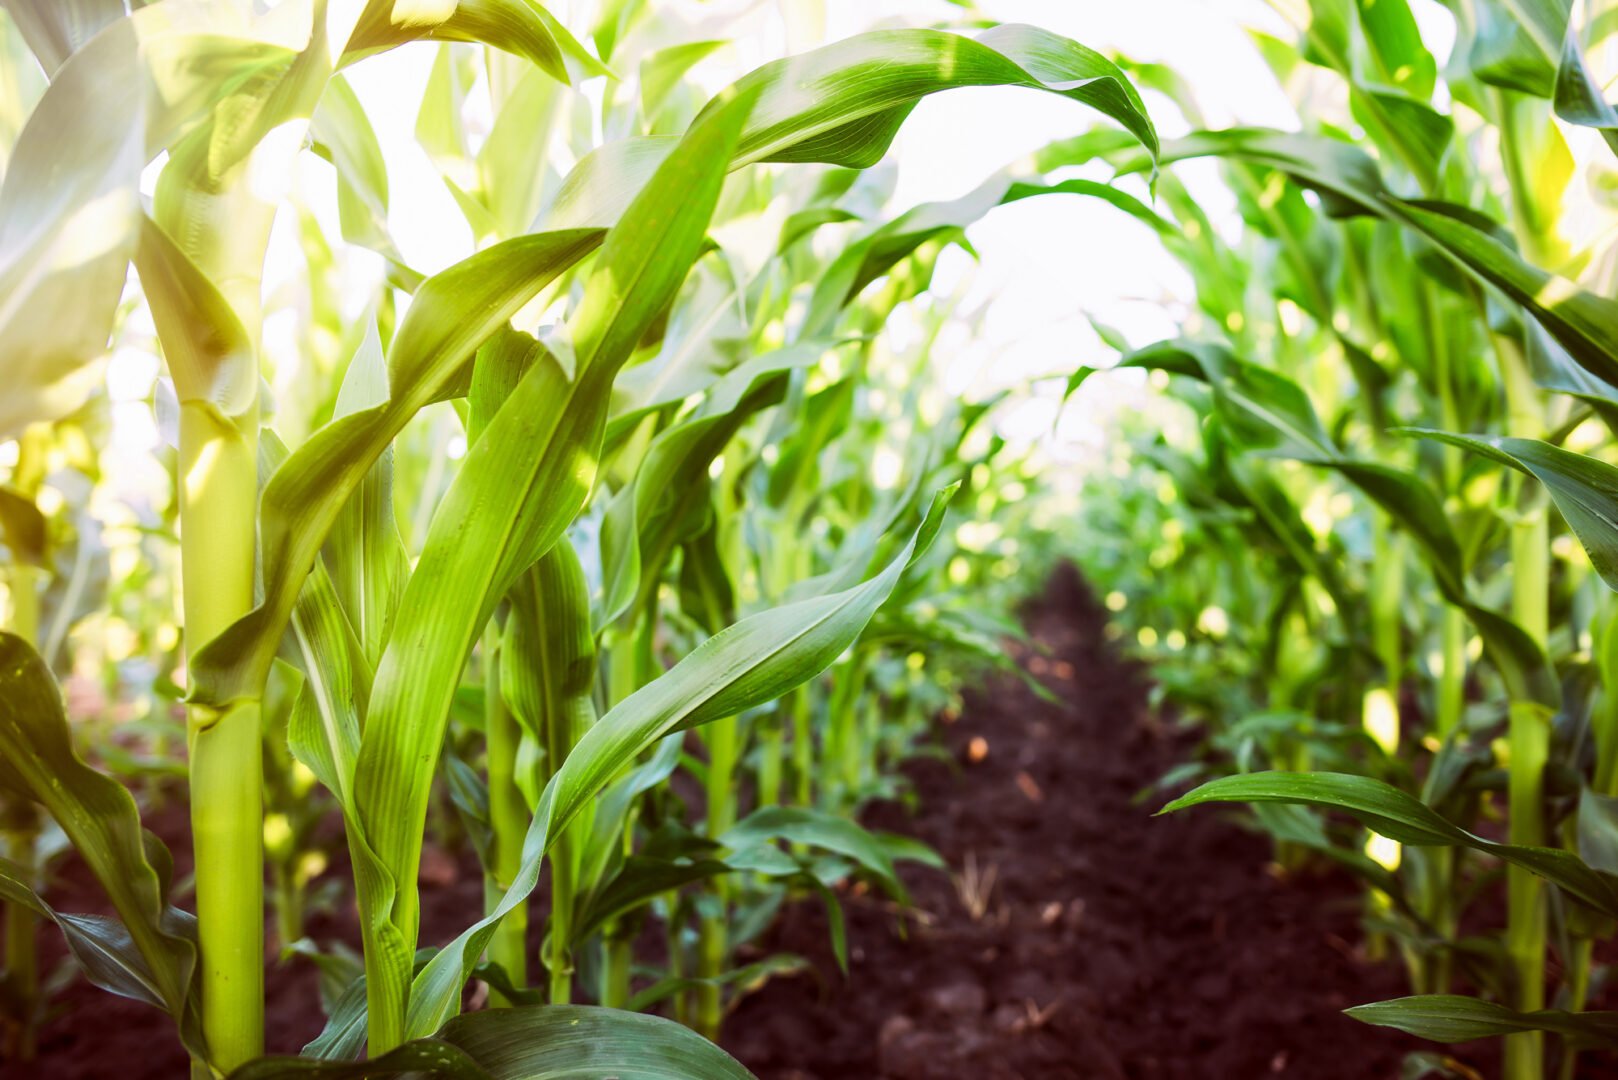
[[0, 1, 1161, 1076], [1057, 2, 1618, 1077]]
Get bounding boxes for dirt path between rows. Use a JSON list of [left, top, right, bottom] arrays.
[[723, 566, 1448, 1080]]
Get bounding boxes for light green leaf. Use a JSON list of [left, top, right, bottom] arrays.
[[188, 228, 603, 709], [403, 485, 956, 1038], [133, 213, 256, 414], [1555, 26, 1618, 157], [720, 805, 908, 901], [0, 856, 195, 1017], [543, 24, 1160, 231], [355, 86, 761, 1049], [235, 1006, 757, 1079], [1407, 431, 1618, 590], [343, 0, 608, 83], [0, 633, 196, 1030], [1465, 0, 1570, 97], [1121, 130, 1618, 388], [1161, 771, 1618, 916], [1347, 994, 1618, 1048]]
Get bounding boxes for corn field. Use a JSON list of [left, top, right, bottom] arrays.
[[3, 1, 1618, 1077]]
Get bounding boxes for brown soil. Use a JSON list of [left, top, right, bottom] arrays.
[[721, 566, 1483, 1080]]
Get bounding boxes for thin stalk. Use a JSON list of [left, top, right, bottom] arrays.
[[790, 685, 813, 807], [666, 889, 688, 1026], [695, 714, 739, 1039], [1429, 293, 1464, 996], [757, 710, 783, 807], [1489, 97, 1557, 1074], [482, 630, 528, 1003], [1498, 332, 1550, 1080], [827, 648, 869, 808], [1561, 607, 1618, 1079], [3, 461, 42, 1059], [598, 612, 648, 1011], [600, 808, 637, 1010], [601, 936, 633, 1009], [180, 401, 263, 1073], [2, 787, 39, 1061], [271, 868, 303, 956], [1437, 608, 1466, 739]]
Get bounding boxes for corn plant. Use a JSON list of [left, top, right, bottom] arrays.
[[0, 2, 1164, 1076], [1043, 1, 1618, 1077]]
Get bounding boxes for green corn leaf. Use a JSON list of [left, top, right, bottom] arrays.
[[543, 24, 1159, 232], [0, 15, 168, 434], [573, 802, 924, 947], [475, 66, 568, 242], [188, 228, 602, 709], [577, 735, 684, 897], [1079, 344, 1557, 703], [342, 0, 609, 83], [0, 633, 196, 1031], [1406, 431, 1618, 590], [1161, 771, 1618, 916], [231, 1037, 491, 1079], [352, 85, 760, 1048], [599, 342, 829, 629], [725, 24, 1156, 170], [401, 484, 956, 1038], [570, 855, 735, 945], [1347, 994, 1618, 1048], [803, 173, 1168, 339], [1464, 0, 1570, 98], [0, 0, 464, 436], [1118, 129, 1618, 388], [302, 974, 370, 1061], [1577, 789, 1618, 875], [1310, 459, 1466, 602], [235, 1006, 757, 1079], [641, 39, 727, 121], [325, 324, 410, 669], [625, 954, 808, 1014], [720, 805, 908, 902], [0, 855, 195, 1017], [286, 561, 368, 808], [133, 213, 256, 415], [501, 544, 597, 759], [1555, 25, 1618, 157], [1071, 340, 1337, 457], [309, 74, 416, 282]]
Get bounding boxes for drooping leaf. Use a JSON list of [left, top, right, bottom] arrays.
[[0, 633, 196, 1030], [354, 86, 761, 1048], [1463, 0, 1571, 98], [403, 486, 957, 1038], [1117, 130, 1618, 388], [1554, 24, 1618, 156], [235, 1005, 757, 1079], [1161, 771, 1618, 916], [1408, 431, 1618, 590], [188, 228, 603, 710], [0, 856, 194, 1017], [543, 24, 1160, 231], [719, 805, 908, 902], [342, 0, 609, 84], [1347, 994, 1618, 1048]]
